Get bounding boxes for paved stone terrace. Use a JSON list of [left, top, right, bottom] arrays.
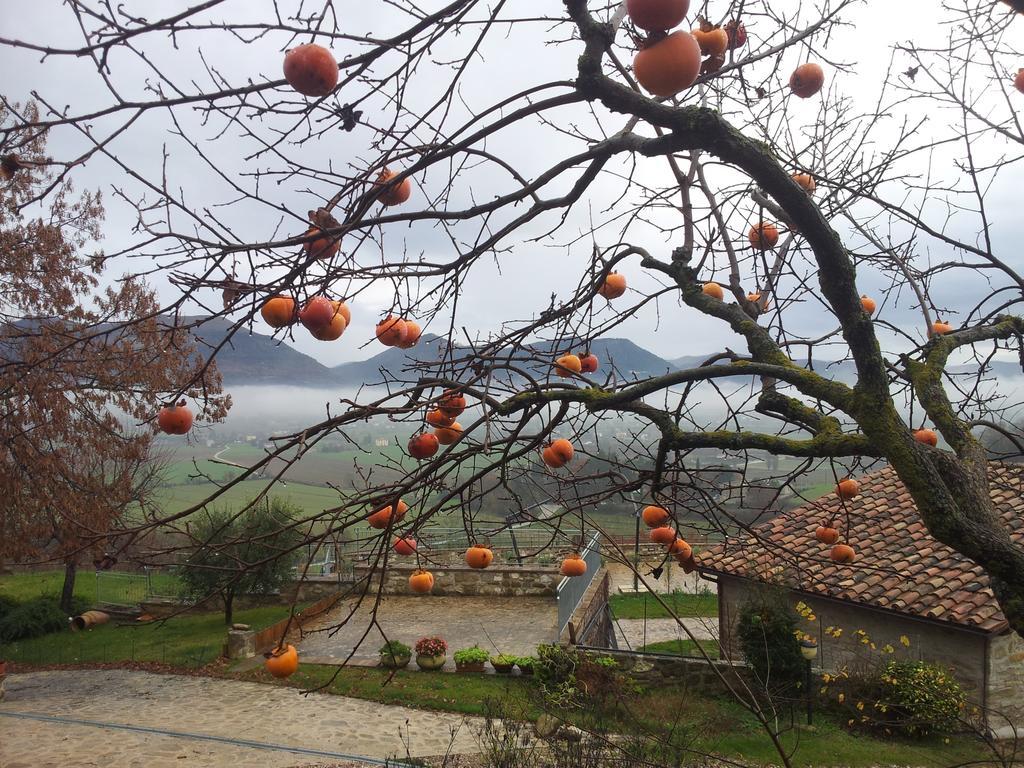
[[614, 617, 719, 651], [0, 669, 481, 768], [297, 595, 558, 667]]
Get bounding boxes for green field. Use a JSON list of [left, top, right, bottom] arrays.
[[156, 478, 345, 515]]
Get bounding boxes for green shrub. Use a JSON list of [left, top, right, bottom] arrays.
[[874, 660, 966, 736], [736, 591, 805, 691], [0, 596, 88, 642], [535, 643, 582, 708], [378, 640, 411, 658], [0, 594, 17, 622], [453, 645, 489, 664]]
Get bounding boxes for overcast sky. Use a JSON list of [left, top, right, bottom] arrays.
[[2, 0, 1022, 367]]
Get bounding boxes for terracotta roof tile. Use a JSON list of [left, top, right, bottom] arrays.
[[698, 462, 1024, 633]]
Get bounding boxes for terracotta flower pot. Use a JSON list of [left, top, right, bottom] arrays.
[[491, 660, 514, 674], [455, 661, 486, 673], [416, 653, 446, 671]]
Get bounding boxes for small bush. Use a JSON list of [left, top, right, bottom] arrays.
[[453, 645, 490, 664], [535, 643, 582, 708], [378, 640, 411, 658], [514, 655, 536, 671], [0, 596, 88, 642], [873, 660, 966, 736], [736, 591, 805, 691]]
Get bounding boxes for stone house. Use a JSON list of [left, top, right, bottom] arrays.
[[698, 463, 1024, 737]]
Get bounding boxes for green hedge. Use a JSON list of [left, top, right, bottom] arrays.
[[0, 596, 88, 642]]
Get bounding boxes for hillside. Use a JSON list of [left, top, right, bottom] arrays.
[[187, 317, 338, 387]]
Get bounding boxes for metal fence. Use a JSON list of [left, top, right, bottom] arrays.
[[94, 569, 179, 607], [415, 526, 586, 555], [556, 532, 602, 633]]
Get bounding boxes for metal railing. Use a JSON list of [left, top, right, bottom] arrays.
[[556, 532, 602, 633]]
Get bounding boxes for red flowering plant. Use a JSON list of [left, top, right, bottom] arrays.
[[414, 636, 448, 657]]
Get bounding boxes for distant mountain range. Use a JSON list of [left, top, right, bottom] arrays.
[[189, 317, 681, 387], [181, 317, 1024, 388]]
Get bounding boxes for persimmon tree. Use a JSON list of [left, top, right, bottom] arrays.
[[2, 0, 1024, 726], [0, 103, 228, 609]]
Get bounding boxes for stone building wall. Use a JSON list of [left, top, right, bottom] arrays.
[[714, 575, 990, 704], [987, 631, 1024, 735]]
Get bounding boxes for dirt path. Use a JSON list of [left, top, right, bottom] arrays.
[[0, 669, 481, 768]]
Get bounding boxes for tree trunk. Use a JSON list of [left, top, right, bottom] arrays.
[[60, 559, 77, 613], [223, 589, 234, 626]]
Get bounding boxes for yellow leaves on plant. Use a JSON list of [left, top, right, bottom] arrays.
[[899, 635, 911, 647]]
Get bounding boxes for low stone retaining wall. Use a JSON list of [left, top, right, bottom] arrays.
[[355, 563, 561, 597], [227, 591, 345, 658], [140, 592, 273, 618], [282, 563, 561, 601], [561, 569, 611, 646], [578, 646, 752, 695]]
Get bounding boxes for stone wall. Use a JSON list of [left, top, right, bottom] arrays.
[[987, 631, 1024, 736], [354, 563, 561, 597], [281, 576, 350, 604], [561, 569, 612, 646], [716, 575, 990, 704], [139, 592, 274, 618], [283, 563, 562, 601], [588, 648, 752, 696]]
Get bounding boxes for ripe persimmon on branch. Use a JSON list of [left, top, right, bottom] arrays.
[[2, 0, 1024, 746]]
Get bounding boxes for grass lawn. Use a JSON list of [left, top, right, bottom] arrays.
[[236, 663, 993, 767], [0, 569, 181, 605], [610, 590, 718, 619], [239, 663, 536, 718], [639, 638, 720, 659], [0, 605, 293, 668]]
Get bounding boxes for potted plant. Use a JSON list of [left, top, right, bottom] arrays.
[[378, 640, 411, 669], [453, 645, 489, 673], [415, 636, 447, 670], [490, 653, 516, 674], [515, 656, 536, 675]]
